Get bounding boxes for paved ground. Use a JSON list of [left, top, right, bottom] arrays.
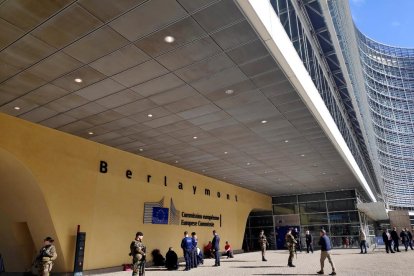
[[87, 248, 414, 276]]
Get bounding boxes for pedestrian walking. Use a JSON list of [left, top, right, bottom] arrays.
[[391, 227, 400, 252], [359, 228, 367, 254], [382, 229, 394, 253], [259, 230, 269, 261], [317, 229, 336, 275]]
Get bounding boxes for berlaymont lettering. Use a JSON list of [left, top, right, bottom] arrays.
[[99, 160, 239, 202]]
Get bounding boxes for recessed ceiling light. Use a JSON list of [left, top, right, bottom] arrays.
[[225, 89, 234, 95], [175, 160, 179, 163], [139, 148, 143, 152], [14, 106, 21, 110], [147, 114, 153, 118], [202, 169, 205, 172], [193, 136, 198, 139], [300, 154, 305, 157], [224, 151, 228, 154], [88, 131, 94, 135], [223, 176, 226, 179], [284, 140, 289, 143], [74, 78, 83, 83], [322, 172, 327, 175], [246, 162, 251, 166], [164, 36, 175, 43], [261, 120, 267, 124]]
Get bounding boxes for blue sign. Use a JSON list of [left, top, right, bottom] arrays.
[[152, 207, 169, 224]]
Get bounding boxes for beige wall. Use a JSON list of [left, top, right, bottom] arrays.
[[389, 210, 411, 232], [0, 113, 271, 272]]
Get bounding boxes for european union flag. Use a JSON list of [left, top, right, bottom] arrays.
[[152, 207, 169, 224]]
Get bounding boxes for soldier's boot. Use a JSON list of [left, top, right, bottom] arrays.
[[262, 256, 267, 261], [288, 262, 295, 267]]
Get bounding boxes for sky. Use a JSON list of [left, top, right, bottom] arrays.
[[349, 0, 414, 47]]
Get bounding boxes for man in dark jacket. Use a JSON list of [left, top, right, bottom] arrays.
[[212, 230, 221, 266], [305, 230, 313, 253], [382, 229, 394, 253], [407, 228, 414, 250], [317, 229, 336, 275], [391, 227, 400, 252], [400, 229, 409, 251]]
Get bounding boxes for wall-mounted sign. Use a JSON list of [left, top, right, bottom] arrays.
[[143, 197, 220, 227], [99, 160, 239, 202]]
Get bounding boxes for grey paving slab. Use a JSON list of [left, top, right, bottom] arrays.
[[85, 249, 414, 276]]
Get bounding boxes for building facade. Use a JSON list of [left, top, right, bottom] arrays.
[[269, 0, 414, 209]]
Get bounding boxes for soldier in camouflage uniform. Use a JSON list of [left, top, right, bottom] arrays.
[[285, 228, 297, 267], [259, 230, 269, 261], [130, 232, 146, 276], [36, 237, 57, 276]]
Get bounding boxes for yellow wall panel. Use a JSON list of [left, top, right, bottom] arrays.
[[0, 113, 271, 272]]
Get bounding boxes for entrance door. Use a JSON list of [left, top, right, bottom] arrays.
[[275, 226, 300, 249]]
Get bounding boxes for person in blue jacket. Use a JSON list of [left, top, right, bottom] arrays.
[[212, 230, 221, 266], [181, 231, 193, 271], [317, 229, 336, 275]]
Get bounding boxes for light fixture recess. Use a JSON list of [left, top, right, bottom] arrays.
[[164, 36, 175, 43]]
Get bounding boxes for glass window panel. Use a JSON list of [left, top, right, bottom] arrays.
[[330, 236, 360, 248], [330, 224, 360, 236], [249, 216, 274, 227], [250, 211, 273, 217], [301, 225, 329, 236], [273, 204, 298, 215], [272, 195, 297, 204], [299, 201, 327, 213], [329, 211, 359, 224], [326, 190, 356, 200], [327, 199, 356, 211], [298, 193, 325, 202], [300, 213, 328, 224]]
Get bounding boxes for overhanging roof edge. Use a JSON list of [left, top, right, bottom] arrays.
[[236, 0, 377, 202]]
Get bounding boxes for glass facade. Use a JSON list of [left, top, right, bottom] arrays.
[[269, 0, 414, 209], [269, 0, 381, 201], [273, 190, 362, 249], [243, 211, 275, 251], [328, 0, 414, 209]]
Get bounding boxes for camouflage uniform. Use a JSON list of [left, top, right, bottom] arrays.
[[36, 244, 57, 276], [130, 240, 146, 276], [285, 232, 297, 267], [259, 232, 269, 261]]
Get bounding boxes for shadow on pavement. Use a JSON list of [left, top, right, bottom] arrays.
[[233, 266, 287, 268], [221, 260, 252, 262], [252, 273, 316, 275]]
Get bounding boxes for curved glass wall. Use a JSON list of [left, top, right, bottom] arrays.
[[328, 0, 414, 208], [269, 0, 381, 201], [357, 33, 414, 208], [270, 0, 414, 208]]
